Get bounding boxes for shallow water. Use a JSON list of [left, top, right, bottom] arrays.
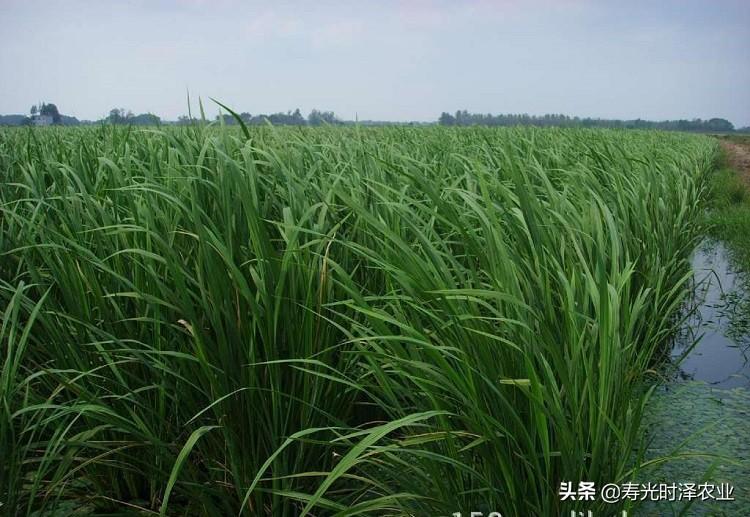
[[636, 241, 750, 515], [671, 241, 750, 389]]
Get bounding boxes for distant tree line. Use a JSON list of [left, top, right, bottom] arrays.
[[107, 108, 161, 126], [1, 102, 748, 132], [0, 104, 343, 127], [0, 102, 82, 126], [438, 110, 740, 132], [213, 108, 340, 126], [0, 104, 159, 126]]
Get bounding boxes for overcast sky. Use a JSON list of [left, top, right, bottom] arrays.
[[1, 0, 748, 125]]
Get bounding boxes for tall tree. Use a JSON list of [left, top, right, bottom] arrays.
[[39, 103, 61, 124], [438, 112, 455, 126], [308, 109, 339, 126]]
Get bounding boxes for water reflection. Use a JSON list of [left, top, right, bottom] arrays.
[[671, 240, 750, 388]]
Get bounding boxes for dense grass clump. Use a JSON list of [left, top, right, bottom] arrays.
[[0, 124, 716, 515], [706, 143, 750, 267]]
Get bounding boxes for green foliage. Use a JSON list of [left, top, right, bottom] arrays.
[[108, 108, 161, 126], [705, 164, 750, 269], [439, 110, 736, 132], [704, 144, 750, 353], [307, 109, 340, 126], [0, 125, 717, 515], [0, 114, 30, 126], [210, 108, 334, 127]]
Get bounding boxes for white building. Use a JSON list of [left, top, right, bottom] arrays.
[[33, 115, 53, 126]]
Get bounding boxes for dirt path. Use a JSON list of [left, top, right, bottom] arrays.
[[720, 138, 750, 187]]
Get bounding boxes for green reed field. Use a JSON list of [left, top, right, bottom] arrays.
[[0, 123, 717, 515]]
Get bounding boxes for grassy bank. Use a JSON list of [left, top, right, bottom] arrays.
[[703, 137, 750, 370], [0, 125, 716, 515], [706, 140, 750, 269], [705, 139, 750, 341]]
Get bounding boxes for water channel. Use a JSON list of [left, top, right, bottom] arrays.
[[638, 240, 750, 516]]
